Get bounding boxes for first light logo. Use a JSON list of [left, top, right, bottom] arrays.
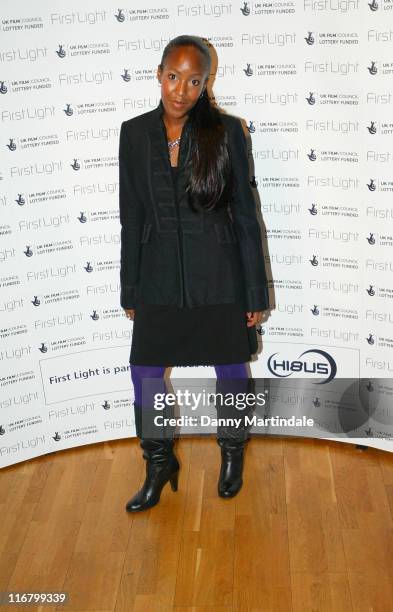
[[267, 349, 337, 383]]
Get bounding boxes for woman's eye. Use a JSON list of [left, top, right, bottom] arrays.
[[192, 79, 200, 86], [168, 73, 176, 80]]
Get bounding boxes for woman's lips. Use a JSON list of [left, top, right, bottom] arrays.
[[171, 100, 187, 109]]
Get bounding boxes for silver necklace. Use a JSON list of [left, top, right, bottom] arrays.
[[167, 137, 180, 150]]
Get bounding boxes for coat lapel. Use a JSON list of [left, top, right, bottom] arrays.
[[147, 102, 203, 233]]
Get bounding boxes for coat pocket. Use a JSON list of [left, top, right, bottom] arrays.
[[214, 222, 238, 245], [140, 223, 152, 244]]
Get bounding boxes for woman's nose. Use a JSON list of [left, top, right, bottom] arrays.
[[176, 80, 187, 97]]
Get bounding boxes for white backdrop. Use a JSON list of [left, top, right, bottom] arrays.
[[1, 0, 393, 467]]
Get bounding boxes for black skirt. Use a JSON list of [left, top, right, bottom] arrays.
[[129, 165, 258, 367], [129, 302, 258, 367]]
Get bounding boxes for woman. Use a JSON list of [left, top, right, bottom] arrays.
[[119, 35, 269, 512]]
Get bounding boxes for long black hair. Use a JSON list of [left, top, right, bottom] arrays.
[[158, 35, 233, 213]]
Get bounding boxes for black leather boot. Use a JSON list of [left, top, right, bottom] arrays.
[[125, 401, 180, 513], [217, 437, 249, 498], [216, 377, 256, 498]]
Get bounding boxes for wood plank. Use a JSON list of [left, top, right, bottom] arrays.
[[0, 437, 391, 611]]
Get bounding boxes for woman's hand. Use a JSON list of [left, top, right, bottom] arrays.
[[246, 311, 268, 327], [124, 308, 135, 321]]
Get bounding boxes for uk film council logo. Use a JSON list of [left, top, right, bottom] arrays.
[[64, 104, 73, 116], [56, 44, 66, 58], [243, 63, 253, 77], [267, 349, 337, 384], [307, 148, 317, 161], [304, 32, 315, 46], [240, 2, 251, 16], [7, 138, 16, 151], [115, 9, 126, 22], [306, 92, 316, 105], [367, 121, 377, 135]]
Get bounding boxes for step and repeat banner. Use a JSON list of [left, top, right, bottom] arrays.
[[1, 0, 393, 467]]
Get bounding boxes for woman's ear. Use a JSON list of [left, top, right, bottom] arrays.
[[156, 66, 162, 85]]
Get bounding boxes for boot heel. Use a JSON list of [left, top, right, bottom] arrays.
[[169, 470, 179, 492]]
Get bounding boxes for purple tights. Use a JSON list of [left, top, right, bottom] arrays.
[[131, 363, 248, 407]]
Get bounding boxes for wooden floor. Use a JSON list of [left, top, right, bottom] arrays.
[[1, 436, 393, 611]]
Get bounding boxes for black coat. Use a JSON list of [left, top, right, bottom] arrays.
[[118, 101, 269, 312]]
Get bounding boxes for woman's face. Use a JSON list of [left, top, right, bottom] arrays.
[[157, 45, 209, 121]]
